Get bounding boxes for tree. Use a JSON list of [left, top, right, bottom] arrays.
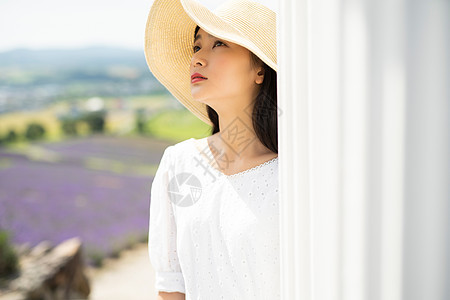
[[0, 229, 19, 278], [82, 110, 106, 133], [61, 118, 78, 136], [25, 122, 46, 140], [135, 108, 147, 134], [4, 129, 18, 143]]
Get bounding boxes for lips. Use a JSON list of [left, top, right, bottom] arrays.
[[191, 72, 207, 83]]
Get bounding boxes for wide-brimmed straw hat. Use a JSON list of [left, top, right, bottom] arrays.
[[144, 0, 277, 126]]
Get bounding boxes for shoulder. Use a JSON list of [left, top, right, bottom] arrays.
[[161, 137, 196, 161], [170, 137, 196, 154]]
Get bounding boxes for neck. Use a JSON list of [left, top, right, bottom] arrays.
[[211, 110, 268, 161]]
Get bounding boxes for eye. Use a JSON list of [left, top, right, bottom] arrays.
[[192, 40, 226, 53], [213, 40, 226, 48]]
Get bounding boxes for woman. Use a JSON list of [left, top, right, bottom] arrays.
[[145, 0, 279, 299]]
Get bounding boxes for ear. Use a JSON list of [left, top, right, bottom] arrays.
[[255, 67, 265, 85]]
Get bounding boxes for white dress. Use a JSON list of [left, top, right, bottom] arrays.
[[148, 136, 280, 300]]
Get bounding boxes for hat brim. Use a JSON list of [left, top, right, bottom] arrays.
[[144, 0, 276, 127], [145, 0, 213, 126]]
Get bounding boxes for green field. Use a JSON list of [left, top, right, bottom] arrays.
[[146, 108, 211, 142], [0, 94, 212, 146]]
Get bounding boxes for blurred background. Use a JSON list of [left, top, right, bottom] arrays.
[[0, 0, 280, 298]]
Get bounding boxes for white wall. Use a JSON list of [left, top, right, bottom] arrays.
[[278, 0, 450, 299]]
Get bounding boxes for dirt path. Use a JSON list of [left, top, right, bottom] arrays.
[[0, 242, 158, 300], [86, 242, 158, 300]]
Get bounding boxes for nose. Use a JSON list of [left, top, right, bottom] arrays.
[[191, 52, 206, 68]]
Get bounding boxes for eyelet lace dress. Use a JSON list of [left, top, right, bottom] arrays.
[[148, 137, 280, 300]]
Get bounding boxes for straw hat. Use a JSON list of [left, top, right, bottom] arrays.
[[144, 0, 277, 126]]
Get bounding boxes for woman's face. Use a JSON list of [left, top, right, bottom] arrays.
[[189, 28, 263, 112]]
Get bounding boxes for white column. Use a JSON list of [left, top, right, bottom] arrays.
[[277, 0, 450, 299], [309, 0, 342, 299], [277, 0, 311, 299], [402, 0, 450, 299]]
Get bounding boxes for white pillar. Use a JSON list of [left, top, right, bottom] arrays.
[[402, 0, 450, 299], [277, 0, 450, 299], [277, 0, 311, 298]]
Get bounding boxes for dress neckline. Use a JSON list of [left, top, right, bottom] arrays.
[[189, 137, 278, 178]]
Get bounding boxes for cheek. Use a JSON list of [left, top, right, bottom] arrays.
[[211, 56, 233, 78], [212, 55, 251, 86]]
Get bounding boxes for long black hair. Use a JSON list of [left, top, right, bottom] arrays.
[[194, 25, 278, 154]]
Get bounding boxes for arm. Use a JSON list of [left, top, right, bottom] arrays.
[[157, 291, 186, 300], [149, 146, 186, 296]]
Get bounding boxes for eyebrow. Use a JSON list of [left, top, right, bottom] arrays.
[[193, 33, 215, 43]]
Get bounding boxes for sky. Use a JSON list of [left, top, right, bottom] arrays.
[[0, 0, 277, 53]]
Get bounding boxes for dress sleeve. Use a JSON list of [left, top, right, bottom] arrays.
[[148, 145, 186, 294]]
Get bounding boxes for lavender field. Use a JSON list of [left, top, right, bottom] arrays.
[[0, 135, 171, 267]]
